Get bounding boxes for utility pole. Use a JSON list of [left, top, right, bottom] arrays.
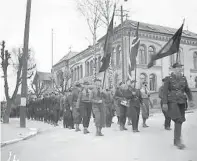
[[121, 5, 125, 83], [20, 0, 32, 128], [51, 29, 54, 68]]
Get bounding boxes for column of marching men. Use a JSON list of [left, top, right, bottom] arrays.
[[26, 64, 194, 150], [26, 78, 153, 136]]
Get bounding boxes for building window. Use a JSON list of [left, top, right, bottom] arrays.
[[74, 68, 77, 81], [98, 56, 101, 71], [95, 58, 97, 72], [149, 74, 156, 91], [77, 66, 79, 80], [170, 54, 176, 66], [148, 46, 155, 65], [170, 48, 182, 66], [111, 48, 116, 67], [86, 62, 89, 76], [138, 45, 147, 64], [116, 45, 121, 67], [71, 69, 73, 82], [90, 60, 93, 76], [195, 76, 197, 88], [193, 52, 197, 69], [80, 65, 83, 79]]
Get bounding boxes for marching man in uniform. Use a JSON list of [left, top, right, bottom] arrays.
[[78, 81, 92, 134], [162, 62, 194, 149], [90, 78, 105, 136]]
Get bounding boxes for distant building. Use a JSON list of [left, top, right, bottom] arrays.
[[52, 20, 197, 91], [32, 71, 53, 97]]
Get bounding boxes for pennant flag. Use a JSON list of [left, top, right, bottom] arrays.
[[147, 23, 184, 68], [99, 7, 115, 73], [128, 22, 140, 80]]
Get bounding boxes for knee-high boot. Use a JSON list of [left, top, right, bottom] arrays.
[[174, 123, 185, 149]]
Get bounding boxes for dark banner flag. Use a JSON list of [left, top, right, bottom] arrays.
[[128, 22, 140, 80], [99, 8, 115, 73], [147, 22, 184, 68]]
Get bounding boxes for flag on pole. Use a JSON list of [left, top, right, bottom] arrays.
[[99, 7, 115, 73], [147, 22, 184, 68], [128, 22, 140, 80]]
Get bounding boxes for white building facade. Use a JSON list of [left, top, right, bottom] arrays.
[[52, 20, 197, 92]]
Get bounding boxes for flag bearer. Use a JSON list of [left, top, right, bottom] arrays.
[[90, 79, 105, 136], [162, 62, 194, 149], [78, 81, 92, 134], [125, 80, 142, 132]]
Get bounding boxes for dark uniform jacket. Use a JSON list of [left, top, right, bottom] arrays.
[[163, 75, 192, 104], [114, 87, 125, 106], [123, 87, 142, 108]]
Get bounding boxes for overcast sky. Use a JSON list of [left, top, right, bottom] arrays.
[[0, 0, 197, 101]]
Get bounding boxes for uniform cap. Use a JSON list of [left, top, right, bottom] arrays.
[[119, 82, 123, 86], [94, 78, 102, 82], [130, 80, 137, 84], [142, 81, 148, 85], [172, 62, 183, 68], [83, 80, 90, 85], [75, 82, 81, 87]]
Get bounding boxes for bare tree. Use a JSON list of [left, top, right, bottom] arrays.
[[30, 80, 49, 98], [0, 41, 36, 123], [97, 0, 118, 28], [76, 0, 102, 80], [53, 68, 71, 94], [77, 0, 101, 46]]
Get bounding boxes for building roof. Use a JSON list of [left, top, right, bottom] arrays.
[[55, 51, 79, 65], [55, 20, 197, 66], [37, 71, 52, 81], [33, 71, 52, 84], [122, 20, 197, 39], [99, 20, 197, 41]]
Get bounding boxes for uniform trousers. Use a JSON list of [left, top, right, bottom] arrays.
[[81, 102, 92, 128], [92, 103, 105, 128], [105, 104, 112, 127], [161, 100, 171, 128], [168, 103, 186, 142], [63, 110, 73, 128], [119, 105, 127, 126], [128, 106, 140, 130], [141, 98, 149, 120], [72, 102, 82, 124]]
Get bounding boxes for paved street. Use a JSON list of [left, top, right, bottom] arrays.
[[1, 111, 197, 161]]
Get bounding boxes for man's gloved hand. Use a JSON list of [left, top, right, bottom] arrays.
[[162, 104, 168, 112], [189, 101, 195, 108]]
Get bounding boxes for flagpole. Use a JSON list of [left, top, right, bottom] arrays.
[[121, 5, 125, 83], [134, 64, 137, 88], [102, 71, 107, 89]]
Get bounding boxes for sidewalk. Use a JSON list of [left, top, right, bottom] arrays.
[[0, 118, 54, 147]]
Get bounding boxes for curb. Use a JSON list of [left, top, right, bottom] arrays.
[[1, 129, 39, 148]]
